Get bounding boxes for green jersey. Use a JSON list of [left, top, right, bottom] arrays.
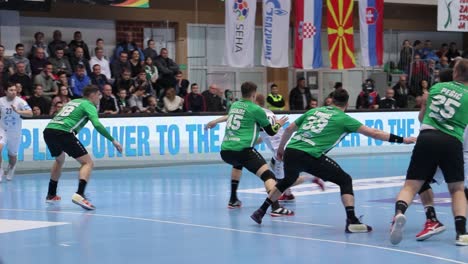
[[422, 81, 468, 142], [221, 99, 271, 151], [46, 99, 114, 141], [287, 106, 363, 158]]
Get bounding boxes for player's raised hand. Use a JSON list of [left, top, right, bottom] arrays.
[[403, 137, 417, 144], [275, 116, 289, 127], [112, 140, 123, 153]]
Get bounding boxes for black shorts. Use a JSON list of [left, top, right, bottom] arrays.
[[283, 148, 350, 185], [407, 129, 464, 183], [43, 128, 88, 159], [220, 148, 266, 174]]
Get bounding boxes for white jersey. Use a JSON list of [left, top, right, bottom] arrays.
[[0, 96, 31, 132], [259, 108, 283, 154]]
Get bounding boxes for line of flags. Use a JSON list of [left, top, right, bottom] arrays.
[[224, 0, 384, 69]]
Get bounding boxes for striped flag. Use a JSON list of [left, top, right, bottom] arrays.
[[327, 0, 355, 69], [294, 0, 323, 69], [359, 0, 384, 67]]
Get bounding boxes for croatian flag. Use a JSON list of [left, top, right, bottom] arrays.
[[294, 0, 322, 69], [359, 0, 383, 67]]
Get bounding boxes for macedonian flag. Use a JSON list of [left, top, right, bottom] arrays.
[[327, 0, 355, 69]]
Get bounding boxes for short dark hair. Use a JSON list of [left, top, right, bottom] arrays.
[[333, 82, 343, 89], [96, 38, 104, 43], [439, 68, 453, 82], [0, 45, 4, 49], [34, 32, 44, 39], [176, 71, 182, 76], [83, 85, 100, 97], [270, 83, 278, 89], [15, 43, 24, 50], [92, 64, 100, 70], [241, 82, 257, 98], [332, 88, 349, 107], [190, 83, 198, 88], [74, 31, 81, 35], [147, 39, 154, 46], [76, 64, 85, 70], [94, 47, 103, 53]]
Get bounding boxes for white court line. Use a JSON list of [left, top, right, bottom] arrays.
[[271, 220, 334, 228], [0, 208, 465, 264]]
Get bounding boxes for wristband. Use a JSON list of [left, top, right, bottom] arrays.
[[272, 123, 281, 133], [389, 134, 404, 143]]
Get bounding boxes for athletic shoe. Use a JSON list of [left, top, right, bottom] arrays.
[[46, 195, 61, 204], [250, 208, 266, 224], [72, 193, 95, 210], [456, 234, 468, 246], [345, 217, 373, 233], [228, 199, 242, 209], [278, 193, 295, 202], [415, 219, 446, 241], [312, 177, 326, 191], [270, 207, 294, 217], [5, 165, 16, 181], [390, 213, 407, 245]]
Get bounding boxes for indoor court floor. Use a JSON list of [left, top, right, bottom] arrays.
[[0, 153, 467, 264]]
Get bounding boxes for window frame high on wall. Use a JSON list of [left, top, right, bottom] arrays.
[[187, 24, 267, 99]]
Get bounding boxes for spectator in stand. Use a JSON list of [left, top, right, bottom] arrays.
[[90, 64, 109, 91], [129, 49, 143, 77], [323, 97, 333, 106], [439, 56, 450, 69], [202, 84, 224, 112], [144, 39, 158, 62], [111, 51, 131, 80], [116, 88, 130, 114], [328, 82, 343, 98], [420, 79, 430, 95], [27, 85, 51, 115], [398, 39, 413, 73], [163, 86, 184, 113], [0, 61, 9, 96], [379, 88, 397, 109], [436, 43, 448, 58], [224, 89, 236, 110], [15, 83, 28, 100], [114, 32, 144, 62], [289, 77, 312, 111], [184, 83, 206, 112], [392, 75, 410, 108], [56, 71, 70, 93], [68, 31, 90, 60], [135, 70, 154, 96], [114, 69, 135, 95], [0, 45, 13, 75], [154, 48, 179, 93], [50, 85, 71, 115], [266, 83, 285, 111], [47, 30, 68, 58], [49, 48, 72, 76], [89, 47, 111, 80], [32, 106, 42, 117], [428, 59, 437, 85], [29, 32, 48, 59], [307, 98, 318, 109], [99, 84, 119, 115], [174, 71, 189, 97], [446, 42, 461, 62], [356, 79, 380, 109], [412, 40, 423, 58], [92, 38, 106, 58], [9, 62, 32, 96], [10, 44, 31, 76], [144, 57, 158, 90], [409, 54, 429, 95], [128, 86, 148, 113], [34, 63, 57, 99], [70, 64, 91, 98], [50, 101, 64, 116], [146, 95, 159, 113], [421, 40, 433, 60], [69, 47, 91, 75], [31, 47, 48, 76]]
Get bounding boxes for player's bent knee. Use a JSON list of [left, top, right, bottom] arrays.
[[260, 170, 276, 182], [418, 181, 432, 194], [337, 174, 354, 196]]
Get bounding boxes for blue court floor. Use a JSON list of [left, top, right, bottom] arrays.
[[0, 154, 467, 264]]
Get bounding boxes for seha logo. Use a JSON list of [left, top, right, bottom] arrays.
[[263, 0, 288, 60], [233, 0, 250, 22]]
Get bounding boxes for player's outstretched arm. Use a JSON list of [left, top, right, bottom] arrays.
[[262, 116, 288, 136], [276, 122, 298, 161], [11, 105, 33, 117], [88, 111, 123, 153], [205, 115, 228, 130], [357, 126, 417, 144]]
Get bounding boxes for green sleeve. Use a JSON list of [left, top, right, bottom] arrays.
[[85, 103, 115, 141], [254, 106, 271, 128], [294, 112, 308, 127], [343, 115, 363, 133]]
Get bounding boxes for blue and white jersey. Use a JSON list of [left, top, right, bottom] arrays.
[[0, 96, 31, 132]]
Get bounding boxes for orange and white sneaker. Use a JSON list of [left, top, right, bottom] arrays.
[[72, 193, 95, 210], [46, 195, 62, 204], [416, 219, 446, 241]]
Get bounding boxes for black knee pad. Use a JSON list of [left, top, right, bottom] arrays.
[[418, 181, 432, 194], [233, 165, 242, 170], [334, 173, 353, 196], [260, 170, 276, 182]]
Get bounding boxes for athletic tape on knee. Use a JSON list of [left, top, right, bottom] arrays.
[[260, 170, 276, 182]]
